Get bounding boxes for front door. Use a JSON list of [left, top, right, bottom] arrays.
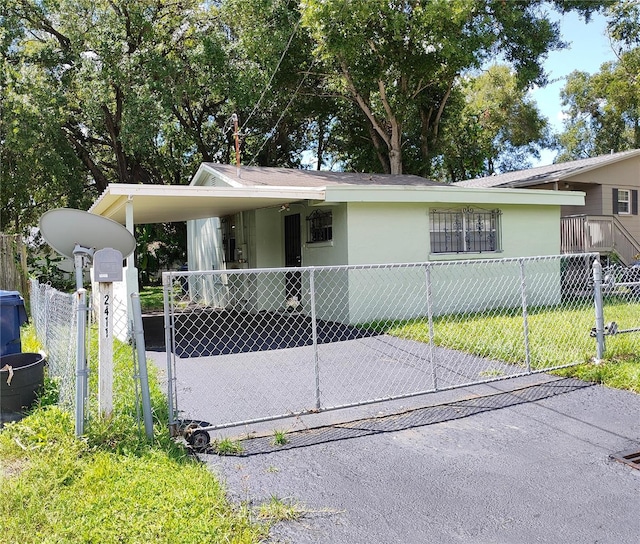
[[284, 213, 302, 300]]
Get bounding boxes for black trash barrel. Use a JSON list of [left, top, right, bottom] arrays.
[[0, 352, 45, 422], [0, 290, 28, 356]]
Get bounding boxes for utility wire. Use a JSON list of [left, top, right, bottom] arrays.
[[241, 16, 301, 132], [247, 62, 313, 167]]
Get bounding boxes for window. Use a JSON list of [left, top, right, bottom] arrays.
[[306, 209, 332, 243], [613, 188, 638, 215], [617, 189, 631, 214], [430, 207, 501, 254]]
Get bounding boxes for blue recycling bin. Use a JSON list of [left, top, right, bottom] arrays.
[[0, 290, 28, 356]]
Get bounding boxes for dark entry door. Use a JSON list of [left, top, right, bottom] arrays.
[[284, 213, 302, 300]]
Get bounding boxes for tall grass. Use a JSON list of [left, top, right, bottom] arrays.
[[0, 325, 269, 543]]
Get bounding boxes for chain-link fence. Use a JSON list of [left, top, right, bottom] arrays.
[[30, 278, 136, 421], [30, 279, 78, 410], [163, 253, 604, 433]]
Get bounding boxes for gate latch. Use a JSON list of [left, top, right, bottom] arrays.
[[590, 321, 618, 337]]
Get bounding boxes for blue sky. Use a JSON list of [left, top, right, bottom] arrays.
[[532, 9, 617, 165]]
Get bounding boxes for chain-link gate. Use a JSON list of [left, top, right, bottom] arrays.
[[163, 253, 601, 445], [593, 262, 640, 356]]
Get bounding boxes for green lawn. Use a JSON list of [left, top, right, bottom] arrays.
[[0, 326, 275, 544], [381, 298, 640, 393], [138, 285, 166, 312]]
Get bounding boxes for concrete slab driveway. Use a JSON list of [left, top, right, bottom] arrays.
[[200, 375, 640, 544]]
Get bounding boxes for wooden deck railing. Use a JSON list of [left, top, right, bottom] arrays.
[[561, 215, 640, 265]]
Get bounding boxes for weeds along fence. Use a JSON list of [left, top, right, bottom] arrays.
[[29, 279, 133, 417], [30, 279, 78, 410], [162, 253, 614, 432]]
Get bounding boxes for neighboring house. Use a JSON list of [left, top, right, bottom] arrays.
[[455, 149, 640, 265], [89, 164, 583, 322]]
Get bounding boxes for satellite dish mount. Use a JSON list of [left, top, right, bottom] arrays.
[[39, 209, 135, 435]]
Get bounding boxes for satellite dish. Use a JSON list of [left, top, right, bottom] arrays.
[[39, 208, 136, 259]]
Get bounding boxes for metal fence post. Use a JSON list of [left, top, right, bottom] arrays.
[[593, 258, 605, 362], [309, 268, 321, 410], [75, 287, 88, 436], [163, 273, 178, 436], [519, 259, 531, 373], [131, 292, 154, 439], [425, 263, 438, 391]]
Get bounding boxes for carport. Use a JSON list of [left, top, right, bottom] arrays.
[[89, 180, 325, 303]]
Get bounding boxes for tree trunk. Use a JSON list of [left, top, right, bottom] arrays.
[[316, 116, 326, 170], [388, 148, 402, 175], [369, 127, 390, 174]]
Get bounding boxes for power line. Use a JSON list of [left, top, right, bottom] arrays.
[[241, 17, 301, 132], [247, 63, 313, 167]]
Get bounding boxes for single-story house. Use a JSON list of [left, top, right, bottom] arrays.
[[185, 163, 583, 267], [455, 149, 640, 265], [89, 164, 583, 321]]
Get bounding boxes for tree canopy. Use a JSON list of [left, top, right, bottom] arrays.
[[557, 0, 640, 160], [1, 0, 618, 239], [299, 0, 610, 175]]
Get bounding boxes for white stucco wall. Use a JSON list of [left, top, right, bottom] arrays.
[[346, 203, 430, 264], [344, 202, 561, 263], [239, 203, 349, 313], [249, 203, 349, 269], [187, 197, 571, 323], [496, 205, 561, 259], [342, 202, 564, 323], [252, 208, 283, 268]]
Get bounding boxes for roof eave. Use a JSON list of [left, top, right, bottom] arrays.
[[323, 185, 585, 206]]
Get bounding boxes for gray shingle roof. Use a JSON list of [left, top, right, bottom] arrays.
[[205, 163, 444, 188], [455, 150, 640, 188]]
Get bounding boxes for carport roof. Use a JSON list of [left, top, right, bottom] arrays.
[[89, 165, 446, 225], [88, 183, 326, 225]]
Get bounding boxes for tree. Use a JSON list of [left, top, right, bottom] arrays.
[[557, 1, 640, 160], [1, 1, 88, 233], [300, 0, 612, 176], [438, 65, 552, 182], [3, 1, 249, 284], [218, 0, 338, 169]]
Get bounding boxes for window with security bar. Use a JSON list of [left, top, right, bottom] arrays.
[[306, 209, 332, 243], [430, 207, 501, 254]]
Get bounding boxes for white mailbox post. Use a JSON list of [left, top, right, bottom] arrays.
[[93, 248, 124, 418]]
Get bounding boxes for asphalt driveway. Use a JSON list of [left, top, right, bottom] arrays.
[[197, 374, 640, 544]]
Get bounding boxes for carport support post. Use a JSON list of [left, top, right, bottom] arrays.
[[310, 268, 321, 410], [124, 198, 140, 337], [593, 259, 605, 362]]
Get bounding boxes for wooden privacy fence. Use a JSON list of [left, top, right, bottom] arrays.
[[0, 233, 29, 295]]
